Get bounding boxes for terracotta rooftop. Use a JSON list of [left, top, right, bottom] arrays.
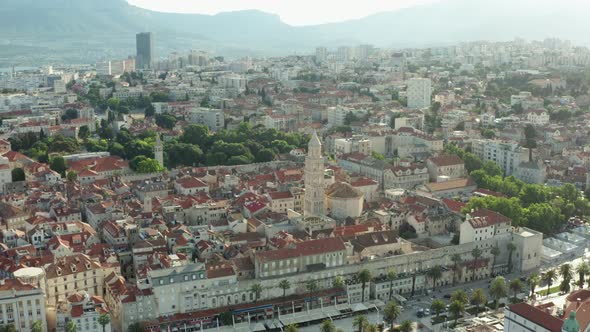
[[508, 302, 562, 332]]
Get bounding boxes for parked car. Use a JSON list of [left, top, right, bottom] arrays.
[[417, 308, 424, 318]]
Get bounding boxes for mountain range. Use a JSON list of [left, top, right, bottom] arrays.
[[1, 0, 590, 65]]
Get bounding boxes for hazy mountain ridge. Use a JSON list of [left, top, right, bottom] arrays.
[[2, 0, 590, 63]]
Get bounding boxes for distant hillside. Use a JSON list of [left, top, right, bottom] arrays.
[[1, 0, 590, 63]]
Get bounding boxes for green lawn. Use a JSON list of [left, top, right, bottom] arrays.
[[537, 286, 560, 296]]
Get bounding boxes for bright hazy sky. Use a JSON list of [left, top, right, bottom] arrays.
[[127, 0, 438, 26]]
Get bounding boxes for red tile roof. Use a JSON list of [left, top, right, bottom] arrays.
[[508, 302, 562, 332], [428, 154, 464, 167], [441, 198, 465, 214], [268, 191, 293, 200], [176, 177, 208, 189], [468, 208, 511, 228]]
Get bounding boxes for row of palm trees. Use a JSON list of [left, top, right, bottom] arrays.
[[526, 261, 590, 298], [281, 301, 410, 332], [251, 269, 374, 304], [429, 276, 525, 326]]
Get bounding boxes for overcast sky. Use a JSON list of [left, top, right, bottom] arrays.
[[126, 0, 438, 26]]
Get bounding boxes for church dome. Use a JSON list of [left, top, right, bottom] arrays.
[[563, 311, 580, 332]]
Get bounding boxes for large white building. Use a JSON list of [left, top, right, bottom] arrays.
[[472, 139, 526, 176], [96, 61, 112, 76], [407, 78, 432, 109], [218, 74, 247, 92], [0, 279, 47, 332], [187, 107, 225, 132], [333, 136, 372, 156]]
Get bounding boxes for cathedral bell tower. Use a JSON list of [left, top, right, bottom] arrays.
[[304, 130, 325, 217]]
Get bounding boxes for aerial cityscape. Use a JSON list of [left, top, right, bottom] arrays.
[[2, 1, 590, 332]]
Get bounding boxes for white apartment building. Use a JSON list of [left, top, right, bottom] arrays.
[[44, 254, 113, 307], [147, 263, 238, 315], [262, 114, 296, 132], [187, 107, 224, 131], [96, 61, 112, 76], [218, 74, 247, 92], [110, 60, 125, 76], [112, 87, 144, 100], [407, 78, 432, 109], [327, 106, 366, 128], [333, 136, 372, 156], [53, 80, 67, 94], [459, 209, 512, 245], [315, 47, 328, 62], [0, 279, 47, 332], [58, 291, 112, 332], [472, 139, 526, 176]]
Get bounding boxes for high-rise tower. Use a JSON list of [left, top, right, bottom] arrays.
[[304, 131, 325, 217], [136, 32, 153, 70]]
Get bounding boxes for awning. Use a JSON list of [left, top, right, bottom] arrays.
[[251, 323, 267, 331], [351, 303, 369, 312]]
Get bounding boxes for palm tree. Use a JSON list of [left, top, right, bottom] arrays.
[[559, 264, 572, 293], [127, 322, 145, 332], [364, 324, 379, 332], [431, 299, 445, 317], [399, 320, 413, 332], [353, 315, 370, 332], [471, 248, 483, 281], [279, 279, 291, 298], [561, 263, 573, 283], [451, 289, 469, 305], [383, 301, 401, 331], [358, 269, 372, 302], [250, 283, 263, 302], [333, 276, 345, 289], [577, 262, 590, 287], [542, 269, 557, 297], [66, 321, 77, 332], [306, 279, 319, 301], [489, 276, 508, 309], [98, 314, 110, 332], [451, 253, 463, 286], [285, 324, 299, 332], [507, 241, 516, 273], [320, 319, 336, 332], [490, 246, 500, 270], [387, 269, 397, 301], [471, 288, 487, 314], [31, 321, 43, 332], [509, 279, 524, 302], [449, 300, 465, 324], [527, 273, 541, 296], [426, 265, 443, 291]]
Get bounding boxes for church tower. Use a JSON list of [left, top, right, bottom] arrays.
[[154, 134, 164, 168], [304, 130, 325, 217]]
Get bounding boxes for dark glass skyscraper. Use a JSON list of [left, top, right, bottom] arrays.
[[136, 32, 153, 69]]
